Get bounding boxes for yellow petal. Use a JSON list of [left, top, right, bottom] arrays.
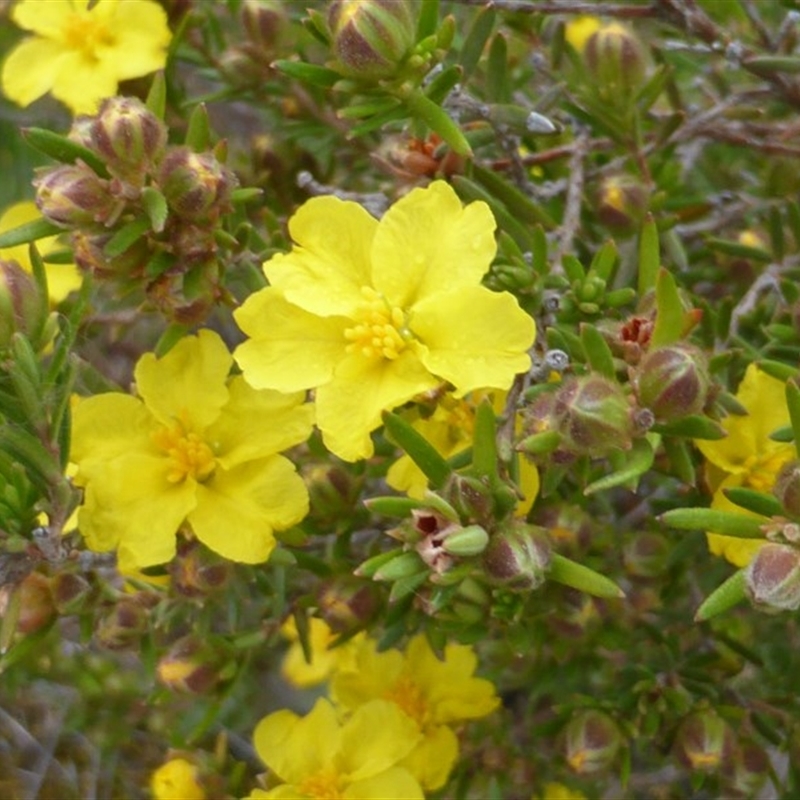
[[135, 330, 231, 431], [371, 181, 496, 309], [190, 456, 308, 563], [267, 195, 378, 317], [347, 767, 424, 800], [400, 724, 458, 791], [11, 0, 82, 35], [317, 351, 438, 461], [101, 0, 171, 79], [50, 50, 119, 114], [211, 376, 313, 470], [1, 37, 69, 108], [234, 288, 348, 392], [412, 286, 534, 395]]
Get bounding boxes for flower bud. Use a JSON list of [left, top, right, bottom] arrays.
[[441, 524, 490, 557], [445, 473, 495, 524], [157, 635, 222, 694], [171, 540, 231, 598], [622, 532, 670, 578], [674, 709, 734, 772], [564, 709, 622, 775], [50, 572, 93, 615], [634, 344, 710, 422], [90, 96, 168, 182], [317, 577, 382, 633], [0, 259, 41, 348], [596, 174, 648, 234], [727, 741, 769, 797], [157, 147, 237, 223], [553, 376, 633, 457], [1, 572, 56, 634], [328, 0, 416, 80], [744, 543, 800, 612], [242, 0, 286, 51], [583, 22, 648, 96], [304, 463, 363, 526], [150, 758, 207, 800], [774, 460, 800, 517], [35, 164, 115, 228], [482, 521, 552, 591], [95, 596, 149, 650]]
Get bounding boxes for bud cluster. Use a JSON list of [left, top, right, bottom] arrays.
[[33, 96, 239, 323]]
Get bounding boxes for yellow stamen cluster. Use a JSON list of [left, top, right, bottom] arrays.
[[745, 449, 793, 493], [344, 287, 408, 360], [299, 769, 345, 799], [153, 424, 216, 483], [63, 13, 115, 59], [384, 674, 428, 728]]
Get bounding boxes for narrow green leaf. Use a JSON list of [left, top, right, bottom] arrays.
[[103, 218, 150, 258], [638, 214, 660, 295], [723, 487, 784, 518], [757, 360, 799, 382], [660, 508, 766, 537], [705, 237, 772, 263], [417, 0, 439, 39], [786, 379, 800, 456], [146, 71, 167, 119], [549, 553, 625, 598], [382, 410, 453, 489], [650, 267, 684, 348], [562, 254, 585, 284], [650, 414, 727, 440], [338, 97, 401, 120], [388, 570, 430, 603], [185, 103, 211, 151], [423, 64, 463, 105], [769, 205, 785, 261], [373, 552, 427, 582], [154, 322, 190, 357], [662, 436, 696, 485], [590, 240, 618, 283], [460, 5, 496, 80], [745, 55, 800, 74], [518, 429, 562, 456], [141, 187, 169, 233], [470, 399, 498, 481], [471, 162, 557, 228], [355, 548, 405, 578], [531, 225, 548, 274], [486, 32, 509, 102], [272, 60, 341, 87], [364, 496, 429, 517], [401, 89, 472, 156], [580, 324, 615, 379], [584, 436, 655, 495], [695, 569, 747, 621], [22, 127, 109, 177], [0, 218, 63, 249]]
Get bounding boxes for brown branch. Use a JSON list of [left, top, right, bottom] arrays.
[[460, 0, 658, 17]]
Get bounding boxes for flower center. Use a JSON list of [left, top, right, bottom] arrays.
[[298, 769, 344, 799], [62, 11, 116, 60], [152, 419, 216, 484], [744, 447, 794, 493], [384, 674, 428, 728], [344, 287, 408, 360]]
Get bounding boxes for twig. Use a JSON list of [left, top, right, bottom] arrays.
[[552, 132, 588, 273], [460, 0, 657, 17]]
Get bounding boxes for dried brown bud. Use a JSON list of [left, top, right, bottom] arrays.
[[744, 543, 800, 612], [565, 709, 623, 775], [35, 164, 115, 228], [482, 521, 552, 591]]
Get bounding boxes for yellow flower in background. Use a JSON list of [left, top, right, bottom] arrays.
[[70, 330, 313, 572], [280, 617, 363, 688], [387, 391, 540, 516], [696, 364, 794, 566], [249, 698, 423, 800], [150, 758, 206, 800], [534, 783, 588, 800], [331, 633, 500, 790], [1, 0, 171, 115], [0, 202, 82, 304], [234, 180, 536, 462], [564, 16, 602, 52]]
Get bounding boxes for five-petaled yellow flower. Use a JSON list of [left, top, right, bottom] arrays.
[[150, 758, 206, 800], [234, 180, 536, 462], [331, 633, 500, 791], [70, 330, 313, 572], [1, 0, 171, 115], [696, 364, 794, 566], [248, 698, 423, 800]]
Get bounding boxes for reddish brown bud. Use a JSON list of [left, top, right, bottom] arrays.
[[744, 543, 800, 612], [1, 572, 56, 634], [634, 344, 710, 422], [317, 578, 382, 633], [95, 597, 149, 650], [35, 164, 115, 228], [674, 709, 734, 772], [774, 460, 800, 517], [157, 635, 222, 694], [482, 521, 552, 591], [565, 709, 623, 775], [50, 572, 93, 615], [0, 259, 41, 347], [171, 540, 231, 598], [241, 0, 286, 51], [596, 174, 648, 234]]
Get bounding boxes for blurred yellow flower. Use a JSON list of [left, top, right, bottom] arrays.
[[332, 633, 500, 790], [71, 330, 313, 571], [0, 201, 82, 304], [280, 617, 363, 688], [235, 180, 535, 462], [696, 364, 794, 566], [1, 0, 171, 114], [249, 698, 423, 799], [534, 783, 588, 800], [150, 758, 206, 800], [564, 16, 602, 52]]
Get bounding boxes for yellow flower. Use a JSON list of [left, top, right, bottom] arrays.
[[150, 758, 206, 800], [1, 0, 171, 115], [696, 364, 794, 566], [70, 330, 313, 571], [234, 180, 536, 462], [280, 617, 363, 688], [534, 783, 588, 800], [0, 201, 82, 304], [331, 633, 500, 791], [386, 390, 539, 515], [564, 16, 602, 52], [249, 698, 423, 800]]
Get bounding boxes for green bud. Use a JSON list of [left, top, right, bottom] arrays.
[[157, 635, 222, 694], [241, 0, 287, 51], [553, 376, 634, 457], [0, 260, 41, 348], [90, 96, 167, 183], [744, 543, 800, 612], [773, 460, 800, 517], [584, 22, 648, 96], [34, 164, 115, 228], [441, 524, 490, 557], [482, 521, 552, 591], [565, 709, 622, 775], [328, 0, 416, 80], [674, 709, 734, 772], [157, 146, 237, 223], [634, 344, 710, 422]]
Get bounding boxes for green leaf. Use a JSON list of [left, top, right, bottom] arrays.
[[650, 267, 683, 348], [373, 551, 427, 582], [486, 32, 509, 102], [562, 254, 585, 284], [695, 569, 747, 621], [460, 5, 496, 80], [638, 214, 660, 295], [723, 487, 784, 518], [364, 496, 429, 517], [650, 414, 727, 440], [584, 436, 656, 495], [382, 410, 453, 489], [423, 64, 463, 105], [146, 71, 167, 119], [744, 55, 800, 74], [786, 379, 800, 455], [417, 0, 439, 39], [388, 570, 430, 603], [272, 60, 341, 87], [103, 217, 151, 258], [22, 127, 109, 177], [590, 240, 618, 283], [705, 237, 772, 263], [549, 553, 625, 598], [518, 429, 562, 456], [0, 218, 63, 249], [470, 400, 498, 481], [580, 324, 615, 379], [662, 436, 696, 485], [470, 162, 557, 229], [141, 187, 169, 233], [660, 508, 766, 537], [401, 89, 472, 156], [185, 103, 211, 152], [355, 548, 405, 579]]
